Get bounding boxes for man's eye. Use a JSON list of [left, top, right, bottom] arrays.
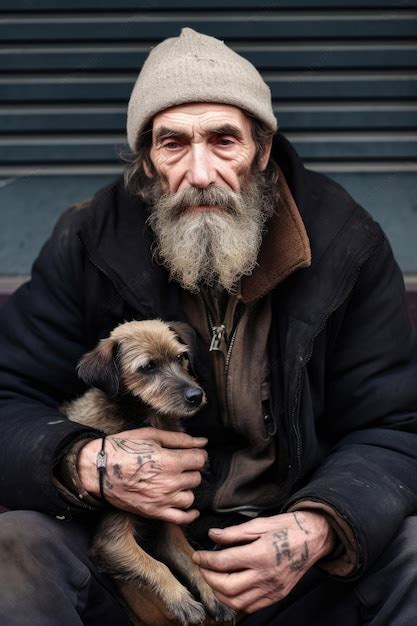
[[216, 138, 234, 146], [164, 141, 181, 149], [140, 361, 157, 373]]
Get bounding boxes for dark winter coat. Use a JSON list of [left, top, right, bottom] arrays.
[[1, 133, 417, 581]]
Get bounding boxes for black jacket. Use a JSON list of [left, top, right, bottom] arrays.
[[1, 134, 417, 580]]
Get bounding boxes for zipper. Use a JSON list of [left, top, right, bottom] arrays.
[[288, 242, 383, 491], [206, 308, 233, 425], [209, 320, 226, 352], [206, 300, 245, 430], [225, 325, 238, 374]]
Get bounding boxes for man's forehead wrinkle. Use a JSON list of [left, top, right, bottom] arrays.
[[153, 106, 248, 129], [153, 126, 192, 144], [209, 124, 244, 140], [153, 121, 245, 145]]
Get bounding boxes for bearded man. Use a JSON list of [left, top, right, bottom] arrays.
[[1, 28, 417, 626]]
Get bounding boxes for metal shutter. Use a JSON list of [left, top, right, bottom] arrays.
[[1, 0, 416, 291]]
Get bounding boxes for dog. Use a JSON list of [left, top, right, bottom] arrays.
[[62, 319, 235, 626]]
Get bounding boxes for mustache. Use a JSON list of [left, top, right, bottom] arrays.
[[152, 184, 243, 218]]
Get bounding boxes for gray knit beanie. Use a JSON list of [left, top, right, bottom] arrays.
[[127, 27, 277, 151]]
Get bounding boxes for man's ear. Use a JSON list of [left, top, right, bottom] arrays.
[[77, 338, 120, 398], [258, 137, 273, 172], [143, 161, 153, 179]]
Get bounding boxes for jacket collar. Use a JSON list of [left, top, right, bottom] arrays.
[[241, 165, 311, 304]]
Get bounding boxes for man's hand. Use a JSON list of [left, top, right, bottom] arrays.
[[77, 428, 208, 524], [192, 511, 336, 614]]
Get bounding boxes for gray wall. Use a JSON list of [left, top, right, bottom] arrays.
[[1, 0, 416, 284]]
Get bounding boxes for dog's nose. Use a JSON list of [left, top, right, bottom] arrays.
[[184, 387, 203, 406]]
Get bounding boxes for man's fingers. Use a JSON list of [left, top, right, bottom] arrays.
[[199, 568, 255, 597], [163, 507, 200, 525], [200, 573, 263, 613], [218, 587, 262, 613], [200, 573, 276, 614], [137, 428, 208, 449], [170, 448, 208, 471], [208, 522, 261, 546], [171, 489, 195, 509], [193, 543, 255, 572], [176, 470, 202, 490]]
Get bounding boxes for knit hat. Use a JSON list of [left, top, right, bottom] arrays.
[[127, 27, 277, 150]]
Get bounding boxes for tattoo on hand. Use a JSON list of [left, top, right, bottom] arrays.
[[109, 438, 156, 455], [272, 529, 310, 571], [272, 528, 292, 564], [130, 454, 161, 482], [113, 464, 123, 479], [290, 541, 309, 571], [107, 437, 162, 485], [293, 512, 310, 535]]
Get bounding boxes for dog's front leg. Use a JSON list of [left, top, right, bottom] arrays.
[[155, 523, 236, 624], [90, 511, 206, 625]]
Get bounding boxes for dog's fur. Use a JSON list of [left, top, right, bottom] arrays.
[[62, 319, 235, 625]]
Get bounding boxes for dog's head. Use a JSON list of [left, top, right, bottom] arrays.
[[77, 319, 206, 420]]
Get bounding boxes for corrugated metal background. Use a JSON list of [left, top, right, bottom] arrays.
[[1, 0, 416, 287]]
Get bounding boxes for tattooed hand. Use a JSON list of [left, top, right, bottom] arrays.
[[192, 511, 336, 614], [77, 428, 208, 524]]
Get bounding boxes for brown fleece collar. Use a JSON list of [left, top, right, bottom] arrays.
[[240, 166, 311, 304]]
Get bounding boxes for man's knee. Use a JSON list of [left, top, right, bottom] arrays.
[[0, 511, 54, 562], [0, 510, 91, 586], [354, 516, 417, 624], [0, 511, 132, 626], [390, 515, 417, 566], [363, 515, 417, 580], [0, 510, 84, 558]]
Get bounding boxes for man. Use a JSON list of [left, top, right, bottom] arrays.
[[0, 27, 417, 625]]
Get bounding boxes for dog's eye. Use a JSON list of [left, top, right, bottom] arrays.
[[177, 353, 188, 364], [140, 361, 156, 373]]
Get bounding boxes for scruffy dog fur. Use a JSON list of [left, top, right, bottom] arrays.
[[62, 320, 235, 626]]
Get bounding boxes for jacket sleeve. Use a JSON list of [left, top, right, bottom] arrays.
[[284, 232, 417, 579], [0, 207, 103, 518]]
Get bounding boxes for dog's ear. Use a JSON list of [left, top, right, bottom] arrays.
[[77, 338, 120, 398], [167, 321, 198, 375]]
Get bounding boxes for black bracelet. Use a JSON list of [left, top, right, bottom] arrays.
[[96, 435, 107, 501]]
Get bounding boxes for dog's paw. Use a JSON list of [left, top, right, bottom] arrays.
[[165, 591, 206, 625], [194, 583, 235, 623], [205, 599, 236, 624]]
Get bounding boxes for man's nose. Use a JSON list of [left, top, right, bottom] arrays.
[[186, 145, 216, 189]]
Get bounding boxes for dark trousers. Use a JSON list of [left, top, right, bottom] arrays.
[[0, 510, 416, 626]]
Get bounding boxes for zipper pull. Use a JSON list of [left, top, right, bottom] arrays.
[[209, 324, 225, 351]]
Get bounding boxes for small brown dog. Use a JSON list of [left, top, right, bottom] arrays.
[[62, 319, 235, 626]]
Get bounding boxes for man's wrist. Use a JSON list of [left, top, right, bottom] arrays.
[[286, 500, 359, 576], [54, 437, 105, 509], [294, 510, 338, 560], [76, 437, 103, 498]]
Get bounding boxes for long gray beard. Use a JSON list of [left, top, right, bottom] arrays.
[[147, 174, 277, 293]]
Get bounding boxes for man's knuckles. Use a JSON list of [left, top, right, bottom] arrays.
[[165, 447, 207, 469], [173, 489, 195, 509], [183, 470, 202, 489]]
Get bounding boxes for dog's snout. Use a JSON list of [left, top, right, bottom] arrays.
[[184, 387, 203, 406]]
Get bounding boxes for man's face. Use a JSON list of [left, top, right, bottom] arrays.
[[148, 102, 270, 198], [144, 103, 275, 294]]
